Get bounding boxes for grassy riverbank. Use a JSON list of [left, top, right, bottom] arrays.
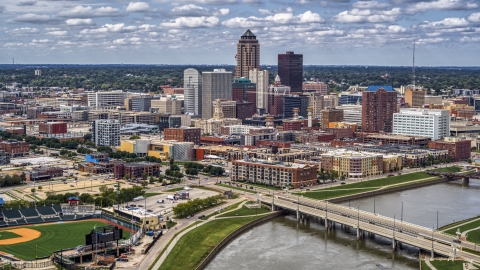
[[298, 172, 436, 200], [159, 216, 264, 270]]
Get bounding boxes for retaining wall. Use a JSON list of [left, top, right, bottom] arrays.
[[196, 211, 285, 270]]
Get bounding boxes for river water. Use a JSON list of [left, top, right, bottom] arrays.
[[206, 180, 480, 270]]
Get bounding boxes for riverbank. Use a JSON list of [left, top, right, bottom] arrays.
[[158, 208, 283, 270]]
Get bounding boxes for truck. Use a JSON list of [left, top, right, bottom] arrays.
[[184, 186, 192, 191], [133, 196, 145, 202], [166, 195, 175, 200]]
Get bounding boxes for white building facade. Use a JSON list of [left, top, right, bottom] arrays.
[[184, 68, 202, 117], [92, 119, 121, 146], [393, 108, 450, 140], [201, 69, 232, 119], [249, 68, 269, 114], [87, 91, 128, 108]]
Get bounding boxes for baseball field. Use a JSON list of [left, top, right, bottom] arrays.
[[0, 220, 130, 260]]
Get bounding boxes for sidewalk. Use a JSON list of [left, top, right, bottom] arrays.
[[133, 197, 247, 270]]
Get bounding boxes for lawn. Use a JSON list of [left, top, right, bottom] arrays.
[[430, 260, 465, 270], [421, 260, 431, 270], [0, 220, 130, 260], [0, 231, 21, 240], [145, 192, 162, 197], [433, 166, 462, 173], [217, 205, 270, 217], [236, 182, 282, 190], [299, 172, 436, 200], [444, 219, 480, 236], [159, 217, 263, 270], [201, 201, 243, 220], [165, 187, 185, 192]]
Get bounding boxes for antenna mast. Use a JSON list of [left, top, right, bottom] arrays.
[[412, 40, 416, 90]]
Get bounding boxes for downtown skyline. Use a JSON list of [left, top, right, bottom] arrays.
[[0, 0, 479, 66]]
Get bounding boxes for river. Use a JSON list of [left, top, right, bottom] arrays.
[[206, 180, 480, 269]]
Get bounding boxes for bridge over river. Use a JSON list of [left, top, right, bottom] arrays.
[[260, 195, 480, 263]]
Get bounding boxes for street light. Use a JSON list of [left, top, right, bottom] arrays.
[[401, 202, 403, 222]]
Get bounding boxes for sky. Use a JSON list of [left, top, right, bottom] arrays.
[[0, 0, 479, 66]]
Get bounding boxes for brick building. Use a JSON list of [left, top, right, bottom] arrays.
[[235, 101, 255, 120], [282, 120, 302, 131], [26, 166, 64, 181], [321, 108, 344, 129], [0, 139, 29, 157], [232, 159, 317, 188], [38, 122, 68, 134], [428, 137, 471, 162], [164, 127, 201, 145], [232, 77, 256, 107], [113, 162, 161, 180], [278, 51, 303, 92], [362, 86, 397, 133]]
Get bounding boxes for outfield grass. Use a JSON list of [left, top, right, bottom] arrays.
[[299, 172, 435, 200], [445, 219, 480, 236], [0, 231, 21, 240], [430, 260, 464, 270], [217, 205, 270, 217], [0, 221, 130, 260], [159, 217, 262, 270], [432, 166, 462, 173]]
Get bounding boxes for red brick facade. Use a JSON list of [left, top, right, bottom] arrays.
[[164, 128, 201, 145], [362, 88, 397, 133], [38, 122, 68, 134], [428, 139, 471, 162], [0, 140, 29, 157]]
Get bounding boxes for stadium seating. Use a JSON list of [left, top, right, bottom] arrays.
[[20, 208, 40, 218], [62, 215, 75, 220], [53, 205, 63, 214], [7, 220, 17, 225], [43, 217, 62, 222], [16, 219, 27, 225], [36, 206, 56, 216], [3, 210, 22, 219], [0, 220, 8, 227], [26, 217, 44, 224]]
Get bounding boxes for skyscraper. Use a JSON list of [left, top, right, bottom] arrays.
[[202, 69, 232, 119], [184, 68, 202, 116], [362, 86, 397, 133], [278, 51, 303, 92], [92, 119, 120, 146], [249, 68, 269, 114], [235, 29, 260, 79]]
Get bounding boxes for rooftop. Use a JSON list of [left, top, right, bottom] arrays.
[[366, 85, 395, 92], [233, 158, 314, 169], [241, 29, 256, 38]]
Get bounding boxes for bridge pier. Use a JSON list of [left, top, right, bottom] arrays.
[[296, 210, 299, 221], [392, 239, 397, 251], [325, 218, 329, 230], [356, 227, 363, 240]]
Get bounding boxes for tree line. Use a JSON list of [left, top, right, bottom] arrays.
[[172, 195, 225, 218]]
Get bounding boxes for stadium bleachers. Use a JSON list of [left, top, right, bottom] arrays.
[[3, 210, 22, 219], [20, 208, 40, 218], [36, 206, 56, 216], [16, 219, 27, 225], [7, 220, 17, 225], [62, 215, 75, 220], [0, 220, 8, 227], [26, 217, 44, 224], [53, 205, 63, 214], [43, 217, 62, 222]]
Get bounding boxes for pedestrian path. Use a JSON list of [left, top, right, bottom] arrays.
[[425, 256, 438, 270]]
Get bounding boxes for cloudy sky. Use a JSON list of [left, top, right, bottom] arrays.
[[0, 0, 479, 66]]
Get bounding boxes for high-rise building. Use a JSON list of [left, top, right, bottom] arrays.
[[249, 69, 269, 114], [321, 108, 344, 129], [308, 93, 324, 119], [88, 91, 128, 108], [323, 95, 339, 108], [278, 51, 303, 92], [284, 95, 309, 118], [184, 68, 202, 116], [151, 98, 182, 115], [268, 75, 291, 117], [404, 88, 426, 108], [125, 96, 159, 112], [340, 93, 362, 105], [362, 86, 397, 133], [232, 77, 256, 107], [202, 69, 232, 119], [235, 29, 260, 79], [92, 119, 120, 146], [393, 109, 450, 140]]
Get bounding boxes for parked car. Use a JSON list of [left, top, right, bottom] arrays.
[[116, 258, 129, 262], [341, 182, 346, 185], [198, 214, 205, 219], [453, 239, 461, 243], [147, 209, 153, 212]]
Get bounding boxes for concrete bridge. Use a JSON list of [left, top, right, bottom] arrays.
[[425, 170, 480, 184], [260, 195, 480, 263]]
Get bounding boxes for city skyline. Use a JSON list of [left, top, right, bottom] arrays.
[[0, 0, 479, 66]]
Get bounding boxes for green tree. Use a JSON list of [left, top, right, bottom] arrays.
[[38, 186, 43, 191], [129, 135, 141, 140], [142, 172, 147, 180], [468, 158, 472, 164]]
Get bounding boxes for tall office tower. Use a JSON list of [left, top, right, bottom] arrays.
[[232, 78, 256, 106], [249, 68, 269, 114], [404, 88, 426, 108], [235, 29, 260, 79], [184, 68, 202, 116], [202, 69, 232, 119], [278, 51, 303, 92], [362, 86, 397, 133], [268, 75, 291, 117], [92, 119, 120, 146], [284, 95, 309, 118], [393, 108, 450, 140]]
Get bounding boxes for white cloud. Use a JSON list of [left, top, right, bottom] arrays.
[[334, 8, 401, 23], [222, 10, 324, 28], [47, 31, 68, 36], [467, 12, 480, 23], [406, 0, 478, 13], [418, 17, 470, 29], [352, 1, 390, 9], [161, 16, 220, 28], [126, 2, 150, 13], [170, 4, 229, 17], [160, 0, 238, 4], [6, 27, 40, 36], [10, 13, 59, 24], [80, 23, 138, 34], [65, 19, 94, 26], [16, 0, 36, 6], [58, 6, 122, 18]]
